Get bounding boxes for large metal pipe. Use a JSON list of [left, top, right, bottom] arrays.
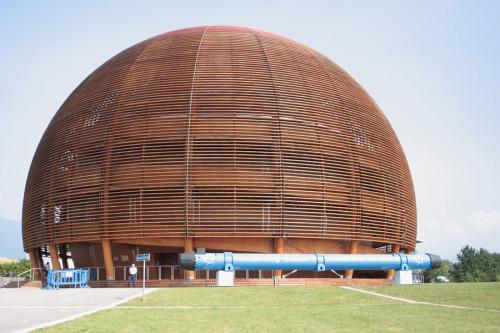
[[179, 252, 441, 272]]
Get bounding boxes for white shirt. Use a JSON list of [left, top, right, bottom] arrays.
[[129, 266, 137, 275]]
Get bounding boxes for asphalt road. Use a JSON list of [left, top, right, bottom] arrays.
[[0, 287, 154, 332]]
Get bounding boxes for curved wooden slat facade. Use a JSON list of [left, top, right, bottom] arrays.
[[23, 26, 416, 274]]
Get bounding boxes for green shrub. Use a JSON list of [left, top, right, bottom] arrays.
[[0, 259, 32, 276]]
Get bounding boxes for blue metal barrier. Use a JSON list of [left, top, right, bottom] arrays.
[[44, 269, 91, 290]]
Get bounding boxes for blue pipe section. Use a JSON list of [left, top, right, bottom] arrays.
[[179, 252, 441, 272]]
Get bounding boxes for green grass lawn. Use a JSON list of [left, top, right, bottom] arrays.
[[360, 282, 500, 310], [122, 286, 396, 307], [36, 283, 500, 333]]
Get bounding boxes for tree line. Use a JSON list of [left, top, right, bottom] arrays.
[[424, 245, 500, 283]]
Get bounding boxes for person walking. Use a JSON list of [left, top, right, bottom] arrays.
[[128, 263, 137, 287]]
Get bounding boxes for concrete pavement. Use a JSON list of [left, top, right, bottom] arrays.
[[0, 287, 156, 332]]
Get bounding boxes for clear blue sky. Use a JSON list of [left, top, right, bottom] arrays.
[[1, 0, 499, 260]]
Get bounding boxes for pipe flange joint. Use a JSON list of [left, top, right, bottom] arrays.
[[397, 253, 409, 271], [224, 252, 234, 271], [314, 253, 326, 271]]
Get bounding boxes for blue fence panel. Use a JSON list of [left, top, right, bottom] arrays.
[[44, 269, 91, 290]]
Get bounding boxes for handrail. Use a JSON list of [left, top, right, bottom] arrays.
[[84, 265, 180, 281], [16, 268, 34, 288], [81, 265, 270, 281], [1, 269, 36, 288], [15, 268, 45, 287], [17, 268, 35, 278]]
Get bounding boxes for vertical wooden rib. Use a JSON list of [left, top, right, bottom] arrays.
[[186, 26, 209, 237]]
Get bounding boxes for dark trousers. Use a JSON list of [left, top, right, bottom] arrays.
[[128, 274, 137, 287]]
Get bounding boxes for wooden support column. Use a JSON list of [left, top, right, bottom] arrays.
[[184, 237, 195, 280], [344, 240, 358, 279], [60, 244, 69, 269], [386, 244, 401, 279], [29, 248, 42, 280], [36, 247, 46, 281], [102, 240, 115, 280], [273, 237, 284, 278], [28, 248, 38, 269], [48, 243, 62, 270]]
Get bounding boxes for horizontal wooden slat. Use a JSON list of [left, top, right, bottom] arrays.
[[22, 26, 416, 253]]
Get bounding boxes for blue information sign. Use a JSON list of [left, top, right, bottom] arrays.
[[137, 253, 150, 261]]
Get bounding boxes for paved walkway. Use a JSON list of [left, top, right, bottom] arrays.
[[0, 287, 156, 332]]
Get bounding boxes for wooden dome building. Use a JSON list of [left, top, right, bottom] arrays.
[[23, 26, 416, 280]]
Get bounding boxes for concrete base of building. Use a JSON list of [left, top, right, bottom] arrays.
[[88, 278, 394, 288]]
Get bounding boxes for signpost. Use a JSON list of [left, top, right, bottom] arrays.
[[137, 253, 150, 302]]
